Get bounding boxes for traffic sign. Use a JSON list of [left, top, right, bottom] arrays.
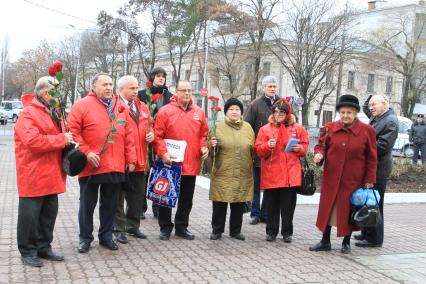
[[296, 97, 304, 106], [200, 88, 208, 96]]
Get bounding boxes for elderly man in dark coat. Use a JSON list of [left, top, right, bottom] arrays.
[[354, 94, 398, 248]]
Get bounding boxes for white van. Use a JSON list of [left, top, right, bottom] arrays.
[[0, 100, 23, 122], [334, 112, 414, 157]]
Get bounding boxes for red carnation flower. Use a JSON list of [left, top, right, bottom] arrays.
[[324, 122, 333, 131], [118, 105, 125, 113], [151, 93, 163, 103], [146, 81, 152, 88], [213, 106, 221, 112], [53, 61, 63, 72], [48, 65, 57, 76], [208, 95, 219, 101]]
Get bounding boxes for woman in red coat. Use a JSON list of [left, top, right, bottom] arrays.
[[255, 99, 309, 242], [309, 95, 377, 254]]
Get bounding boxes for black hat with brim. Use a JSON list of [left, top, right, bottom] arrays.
[[336, 94, 360, 112], [62, 144, 87, 176]]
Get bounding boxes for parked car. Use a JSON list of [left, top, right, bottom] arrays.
[[0, 106, 7, 125], [335, 112, 415, 157], [0, 100, 23, 122]]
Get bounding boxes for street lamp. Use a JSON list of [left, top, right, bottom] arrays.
[[70, 24, 81, 105]]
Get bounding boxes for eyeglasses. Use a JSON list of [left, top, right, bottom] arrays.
[[177, 89, 192, 93]]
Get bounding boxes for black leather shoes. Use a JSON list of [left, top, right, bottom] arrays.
[[230, 233, 245, 241], [210, 233, 222, 240], [353, 233, 366, 241], [159, 231, 171, 241], [99, 240, 119, 250], [21, 256, 43, 267], [78, 242, 90, 253], [341, 243, 351, 254], [283, 235, 292, 243], [249, 217, 259, 225], [38, 250, 64, 261], [309, 242, 331, 251], [127, 229, 147, 239], [175, 229, 195, 240], [115, 232, 128, 244], [355, 240, 382, 248], [266, 235, 276, 242]]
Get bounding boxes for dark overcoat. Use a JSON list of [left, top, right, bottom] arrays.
[[314, 120, 377, 237]]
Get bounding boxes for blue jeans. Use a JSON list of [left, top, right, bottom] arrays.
[[250, 167, 267, 220], [362, 178, 387, 245]]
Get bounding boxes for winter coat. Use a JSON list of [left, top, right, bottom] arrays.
[[363, 96, 399, 179], [255, 121, 309, 190], [314, 120, 377, 237], [243, 95, 280, 167], [138, 87, 173, 116], [14, 99, 67, 197], [153, 99, 209, 176], [121, 97, 152, 172], [68, 93, 137, 178], [410, 121, 426, 145], [208, 119, 255, 203]]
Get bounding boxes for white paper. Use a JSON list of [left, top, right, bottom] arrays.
[[164, 139, 187, 162]]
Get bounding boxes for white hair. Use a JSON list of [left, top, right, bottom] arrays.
[[34, 76, 57, 96], [261, 75, 277, 86], [117, 75, 138, 89], [371, 94, 390, 109]]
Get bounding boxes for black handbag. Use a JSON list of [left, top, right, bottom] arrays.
[[296, 157, 316, 196], [349, 190, 382, 227]]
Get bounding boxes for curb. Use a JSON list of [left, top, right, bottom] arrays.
[[196, 176, 426, 204]]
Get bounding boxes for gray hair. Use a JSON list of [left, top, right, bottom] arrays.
[[117, 75, 138, 89], [261, 75, 277, 86], [91, 72, 110, 86], [371, 94, 390, 109], [34, 76, 57, 96]]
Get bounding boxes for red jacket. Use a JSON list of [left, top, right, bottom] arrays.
[[314, 120, 377, 237], [120, 96, 152, 172], [153, 100, 208, 176], [14, 99, 67, 197], [68, 93, 136, 177], [255, 122, 309, 190]]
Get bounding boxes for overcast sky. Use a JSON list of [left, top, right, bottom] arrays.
[[0, 0, 416, 61]]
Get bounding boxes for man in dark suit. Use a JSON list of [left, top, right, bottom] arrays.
[[138, 67, 173, 218]]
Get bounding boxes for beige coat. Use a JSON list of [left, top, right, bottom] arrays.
[[209, 119, 255, 203]]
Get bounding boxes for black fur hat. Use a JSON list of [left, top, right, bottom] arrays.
[[336, 94, 360, 112], [62, 144, 87, 176]]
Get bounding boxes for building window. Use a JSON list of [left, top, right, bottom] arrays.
[[385, 76, 393, 94], [185, 70, 191, 80], [325, 69, 333, 88], [262, 62, 271, 76], [322, 110, 333, 124], [347, 71, 355, 89], [367, 74, 375, 92]]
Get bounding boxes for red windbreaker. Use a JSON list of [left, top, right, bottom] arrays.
[[153, 99, 208, 176], [14, 99, 67, 197], [68, 93, 136, 177]]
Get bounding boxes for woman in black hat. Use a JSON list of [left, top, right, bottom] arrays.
[[309, 95, 378, 254], [207, 98, 255, 241]]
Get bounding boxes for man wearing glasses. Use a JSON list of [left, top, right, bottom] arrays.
[[152, 80, 209, 240]]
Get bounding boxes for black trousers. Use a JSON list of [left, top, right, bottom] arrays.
[[17, 194, 58, 257], [78, 180, 119, 243], [114, 172, 146, 232], [158, 176, 196, 233], [264, 188, 297, 237], [212, 201, 245, 236]]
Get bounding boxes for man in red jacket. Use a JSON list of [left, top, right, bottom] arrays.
[[15, 76, 74, 267], [153, 80, 209, 240], [113, 75, 154, 244], [68, 73, 136, 253]]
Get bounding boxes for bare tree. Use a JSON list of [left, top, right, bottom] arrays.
[[270, 0, 352, 126], [367, 13, 426, 117], [1, 36, 9, 101]]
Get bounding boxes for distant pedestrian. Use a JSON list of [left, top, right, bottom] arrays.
[[409, 114, 426, 164], [208, 98, 255, 241], [309, 95, 377, 254], [15, 76, 73, 267]]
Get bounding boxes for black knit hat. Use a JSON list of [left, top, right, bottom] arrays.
[[336, 94, 360, 112], [224, 97, 244, 114], [418, 114, 424, 118], [149, 67, 167, 83]]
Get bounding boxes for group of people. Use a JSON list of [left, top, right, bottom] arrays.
[[14, 68, 399, 268]]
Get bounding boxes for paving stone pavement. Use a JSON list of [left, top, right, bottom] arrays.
[[1, 127, 426, 283]]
